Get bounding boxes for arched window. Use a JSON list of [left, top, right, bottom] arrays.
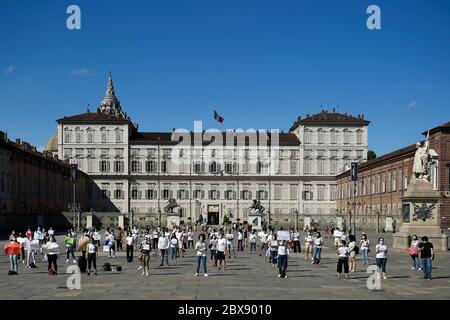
[[64, 128, 72, 143], [86, 128, 94, 143], [115, 127, 123, 143], [330, 129, 338, 144], [343, 129, 350, 145]]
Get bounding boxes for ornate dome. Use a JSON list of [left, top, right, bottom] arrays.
[[44, 132, 58, 152], [97, 72, 129, 120]]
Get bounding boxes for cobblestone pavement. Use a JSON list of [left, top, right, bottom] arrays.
[[1, 232, 449, 300]]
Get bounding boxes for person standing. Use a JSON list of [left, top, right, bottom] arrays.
[[25, 234, 37, 268], [216, 233, 227, 271], [86, 238, 98, 276], [152, 229, 159, 251], [313, 232, 323, 264], [158, 232, 170, 267], [304, 231, 314, 261], [269, 235, 278, 267], [126, 231, 134, 262], [277, 240, 289, 278], [44, 235, 60, 275], [169, 234, 179, 262], [16, 233, 27, 264], [249, 231, 257, 254], [337, 240, 350, 280], [292, 230, 301, 254], [226, 230, 236, 259], [132, 225, 139, 248], [259, 230, 268, 257], [4, 237, 21, 275], [187, 229, 194, 249], [375, 238, 388, 280], [195, 234, 208, 277], [348, 235, 358, 272], [209, 234, 218, 265], [237, 229, 244, 252], [418, 236, 434, 280], [409, 235, 421, 271], [333, 227, 342, 248], [139, 237, 151, 277], [359, 234, 370, 266], [64, 231, 76, 264], [108, 230, 117, 258], [116, 227, 123, 252]]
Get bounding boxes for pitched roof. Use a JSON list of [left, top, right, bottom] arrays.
[[290, 110, 370, 132], [337, 143, 417, 179], [56, 112, 133, 125], [423, 121, 450, 135], [130, 131, 301, 146]]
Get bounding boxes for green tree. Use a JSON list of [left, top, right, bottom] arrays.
[[367, 150, 377, 160]]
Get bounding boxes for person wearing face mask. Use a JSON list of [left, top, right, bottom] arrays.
[[408, 235, 421, 271], [418, 236, 434, 280], [86, 238, 98, 276], [216, 233, 227, 271], [139, 237, 152, 277], [375, 238, 388, 280], [336, 240, 349, 280], [277, 240, 289, 278]]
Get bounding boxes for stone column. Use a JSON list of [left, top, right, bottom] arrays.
[[118, 214, 124, 229], [86, 213, 93, 229]]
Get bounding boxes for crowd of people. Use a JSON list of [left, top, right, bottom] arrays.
[[3, 224, 436, 281]]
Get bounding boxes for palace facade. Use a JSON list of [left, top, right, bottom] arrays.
[[44, 74, 370, 227]]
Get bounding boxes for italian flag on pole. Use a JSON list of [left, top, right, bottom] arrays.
[[214, 110, 224, 124]]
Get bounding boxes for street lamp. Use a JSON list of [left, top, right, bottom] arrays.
[[68, 202, 81, 231]]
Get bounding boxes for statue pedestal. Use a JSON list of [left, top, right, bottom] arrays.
[[385, 216, 394, 232], [304, 216, 311, 230], [86, 213, 93, 229], [393, 179, 448, 251], [248, 213, 263, 231], [166, 213, 180, 230]]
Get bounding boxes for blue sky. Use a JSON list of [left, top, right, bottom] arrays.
[[0, 0, 449, 155]]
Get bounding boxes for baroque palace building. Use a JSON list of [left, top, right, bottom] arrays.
[[45, 74, 370, 227]]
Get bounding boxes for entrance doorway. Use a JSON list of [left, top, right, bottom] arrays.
[[207, 205, 220, 225]]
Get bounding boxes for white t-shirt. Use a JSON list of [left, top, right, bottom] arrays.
[[376, 244, 388, 259], [360, 239, 370, 250], [278, 245, 289, 256], [314, 237, 323, 248], [17, 237, 26, 247], [170, 238, 178, 248], [88, 243, 97, 254], [238, 232, 243, 240], [196, 241, 207, 257], [188, 232, 194, 241], [293, 233, 300, 241], [333, 230, 342, 239], [226, 234, 233, 245], [153, 232, 159, 239], [249, 234, 257, 243], [217, 238, 226, 252], [260, 233, 268, 243], [337, 246, 349, 258], [126, 236, 134, 246], [305, 235, 314, 245]]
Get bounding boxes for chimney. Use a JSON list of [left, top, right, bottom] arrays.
[[0, 131, 7, 141], [332, 108, 336, 113], [16, 138, 21, 145]]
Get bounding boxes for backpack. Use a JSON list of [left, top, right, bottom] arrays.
[[102, 262, 112, 272], [354, 245, 360, 255]]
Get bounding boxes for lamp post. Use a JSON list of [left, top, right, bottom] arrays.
[[295, 209, 299, 231]]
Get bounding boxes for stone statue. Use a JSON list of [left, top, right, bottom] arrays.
[[164, 198, 179, 214], [413, 130, 431, 181], [248, 199, 265, 215]]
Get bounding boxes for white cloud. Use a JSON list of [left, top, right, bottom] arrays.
[[69, 68, 93, 76], [3, 65, 15, 75], [407, 101, 417, 108]]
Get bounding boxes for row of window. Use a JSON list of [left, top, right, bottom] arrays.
[[97, 184, 337, 201], [304, 128, 364, 145], [64, 128, 124, 144]]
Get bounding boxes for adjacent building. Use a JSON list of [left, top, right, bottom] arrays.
[[0, 131, 88, 230], [336, 122, 450, 231], [46, 74, 370, 227]]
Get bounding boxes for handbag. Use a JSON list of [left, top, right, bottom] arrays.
[[407, 247, 419, 256]]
